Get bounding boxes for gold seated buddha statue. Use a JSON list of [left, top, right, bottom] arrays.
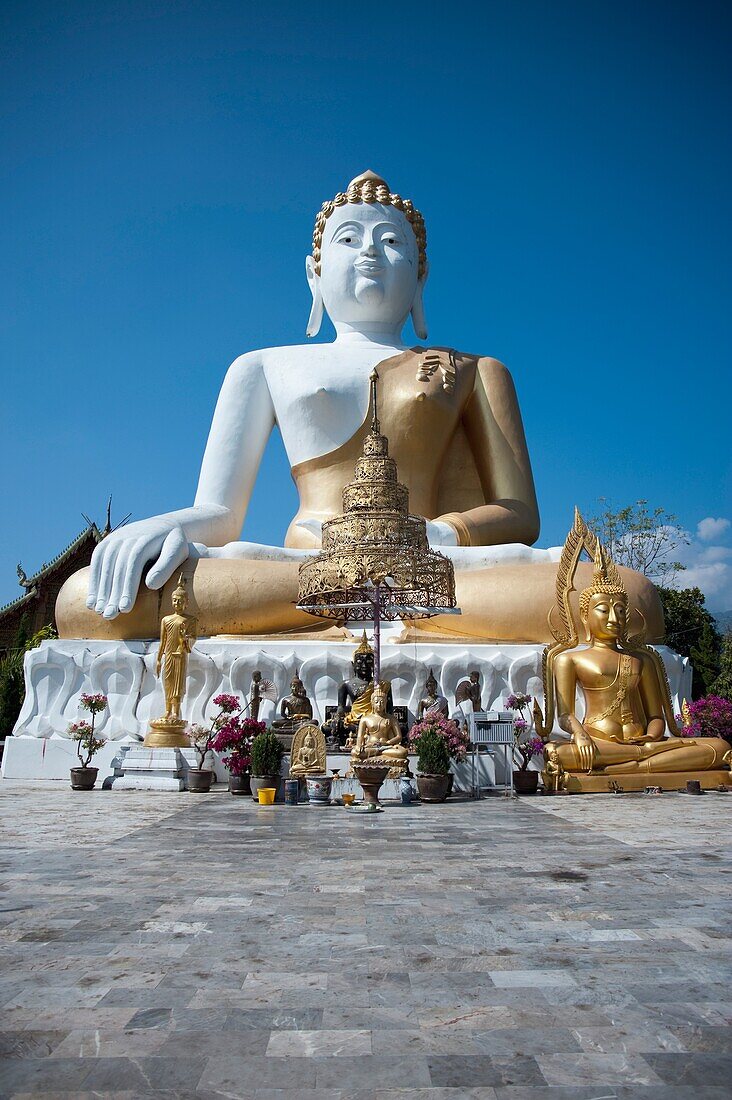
[[350, 687, 409, 775], [54, 171, 663, 646], [535, 513, 731, 793]]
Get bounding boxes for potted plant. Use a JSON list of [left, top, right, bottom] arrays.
[[67, 692, 107, 790], [506, 692, 544, 793], [213, 713, 265, 795], [408, 715, 469, 796], [250, 729, 285, 802], [411, 726, 451, 802], [186, 693, 241, 793]]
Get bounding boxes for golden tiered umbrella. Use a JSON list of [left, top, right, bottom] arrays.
[[297, 370, 459, 682]]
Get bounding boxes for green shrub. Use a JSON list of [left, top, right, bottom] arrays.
[[412, 727, 450, 775], [251, 730, 285, 776]]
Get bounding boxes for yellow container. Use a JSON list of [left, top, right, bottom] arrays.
[[342, 793, 355, 806], [258, 787, 276, 805]]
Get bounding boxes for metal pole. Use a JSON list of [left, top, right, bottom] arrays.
[[373, 583, 381, 686]]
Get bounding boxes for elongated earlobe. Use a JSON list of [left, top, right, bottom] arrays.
[[305, 256, 323, 338], [411, 268, 429, 341]]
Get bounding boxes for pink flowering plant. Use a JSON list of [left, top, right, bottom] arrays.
[[188, 693, 244, 771], [213, 716, 265, 777], [408, 715, 470, 762], [67, 692, 108, 767], [679, 696, 732, 744], [505, 691, 543, 772]]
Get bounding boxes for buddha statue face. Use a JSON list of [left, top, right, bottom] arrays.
[[306, 171, 428, 339], [315, 202, 419, 327], [372, 690, 387, 716], [425, 672, 438, 697], [581, 589, 628, 644], [291, 675, 305, 697], [353, 651, 374, 682]]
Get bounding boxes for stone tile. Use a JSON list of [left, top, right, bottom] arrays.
[[536, 1051, 665, 1086], [428, 1055, 546, 1087], [0, 1055, 92, 1094], [266, 1028, 371, 1056], [199, 1053, 317, 1091], [641, 1051, 732, 1086], [315, 1053, 432, 1089], [0, 1029, 67, 1058]]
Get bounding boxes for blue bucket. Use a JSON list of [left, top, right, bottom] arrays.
[[284, 779, 300, 806]]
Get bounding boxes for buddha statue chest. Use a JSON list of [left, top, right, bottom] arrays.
[[285, 348, 476, 544]]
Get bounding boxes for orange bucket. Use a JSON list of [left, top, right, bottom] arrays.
[[258, 787, 276, 805]]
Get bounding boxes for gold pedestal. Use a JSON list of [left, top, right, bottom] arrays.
[[144, 718, 189, 749], [548, 769, 731, 794]]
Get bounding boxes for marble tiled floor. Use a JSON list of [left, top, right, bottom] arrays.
[[0, 780, 730, 1099]]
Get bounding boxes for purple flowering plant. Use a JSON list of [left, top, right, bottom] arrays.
[[188, 693, 246, 771], [408, 715, 470, 762], [213, 716, 265, 776], [67, 692, 108, 766], [505, 691, 543, 772], [679, 696, 732, 744]]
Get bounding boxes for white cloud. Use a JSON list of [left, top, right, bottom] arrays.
[[697, 517, 730, 542]]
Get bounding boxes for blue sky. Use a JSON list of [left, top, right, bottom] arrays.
[[2, 0, 731, 610]]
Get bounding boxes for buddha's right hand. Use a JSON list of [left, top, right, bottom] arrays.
[[86, 518, 190, 619], [573, 728, 596, 773]]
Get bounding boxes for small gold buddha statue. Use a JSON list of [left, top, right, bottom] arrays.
[[145, 575, 197, 748], [417, 670, 449, 720], [272, 671, 313, 734], [350, 687, 408, 774], [535, 512, 731, 793]]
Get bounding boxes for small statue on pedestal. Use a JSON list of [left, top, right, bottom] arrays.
[[350, 687, 408, 776], [455, 670, 482, 712], [272, 672, 313, 734], [417, 669, 449, 720], [249, 670, 276, 722], [145, 575, 197, 748]]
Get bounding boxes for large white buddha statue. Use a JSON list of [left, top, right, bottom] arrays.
[[57, 171, 662, 643]]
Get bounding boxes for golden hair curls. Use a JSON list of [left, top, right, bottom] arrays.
[[312, 170, 427, 280]]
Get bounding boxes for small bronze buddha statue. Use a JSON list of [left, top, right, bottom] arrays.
[[272, 671, 313, 734], [417, 669, 449, 721], [455, 670, 482, 712]]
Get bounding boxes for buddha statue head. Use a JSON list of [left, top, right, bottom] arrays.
[[352, 631, 374, 682], [425, 670, 438, 697], [291, 671, 306, 697], [371, 687, 388, 716], [579, 544, 629, 645], [171, 575, 188, 614], [306, 170, 428, 341]]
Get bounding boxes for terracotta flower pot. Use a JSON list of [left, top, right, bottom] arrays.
[[251, 775, 280, 803], [416, 773, 450, 803], [513, 769, 539, 794], [228, 774, 251, 796], [70, 766, 98, 791], [187, 768, 213, 793]]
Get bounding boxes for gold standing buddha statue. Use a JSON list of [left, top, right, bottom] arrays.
[[535, 512, 731, 793], [145, 575, 197, 748]]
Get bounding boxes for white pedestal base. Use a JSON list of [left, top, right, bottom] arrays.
[[4, 637, 692, 781], [110, 746, 199, 791]]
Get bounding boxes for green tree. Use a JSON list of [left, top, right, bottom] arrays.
[[0, 623, 57, 733], [657, 586, 721, 699], [710, 630, 732, 702], [589, 499, 688, 585]]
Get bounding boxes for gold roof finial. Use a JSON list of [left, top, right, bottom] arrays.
[[369, 369, 380, 434]]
